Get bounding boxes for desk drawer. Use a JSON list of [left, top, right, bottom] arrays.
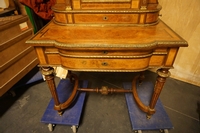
[[44, 48, 168, 71], [74, 14, 139, 24], [54, 12, 159, 25], [60, 57, 150, 71], [58, 49, 153, 71]]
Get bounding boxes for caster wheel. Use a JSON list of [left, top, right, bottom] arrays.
[[9, 90, 16, 97], [134, 130, 142, 133], [164, 129, 169, 133], [48, 124, 55, 131], [160, 129, 169, 133], [71, 125, 78, 133]]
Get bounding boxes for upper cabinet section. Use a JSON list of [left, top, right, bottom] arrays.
[[55, 0, 159, 10], [52, 0, 161, 26]]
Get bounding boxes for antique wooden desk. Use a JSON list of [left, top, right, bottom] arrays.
[[27, 0, 188, 119]]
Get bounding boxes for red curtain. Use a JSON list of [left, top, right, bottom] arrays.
[[19, 0, 56, 20]]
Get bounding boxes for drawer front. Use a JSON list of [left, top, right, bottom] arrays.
[[60, 57, 151, 71], [43, 49, 154, 69], [57, 49, 152, 71], [54, 12, 160, 25], [40, 48, 169, 71], [74, 14, 139, 24]]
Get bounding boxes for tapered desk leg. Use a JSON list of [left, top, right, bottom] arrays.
[[41, 67, 62, 115], [147, 68, 171, 119]]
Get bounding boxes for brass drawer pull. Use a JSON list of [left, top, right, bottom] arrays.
[[102, 62, 108, 66]]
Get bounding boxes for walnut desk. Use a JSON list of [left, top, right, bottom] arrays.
[[27, 20, 187, 118]]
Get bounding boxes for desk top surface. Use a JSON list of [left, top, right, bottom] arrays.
[[28, 20, 188, 49]]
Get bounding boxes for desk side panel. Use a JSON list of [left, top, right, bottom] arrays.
[[35, 47, 48, 65], [164, 48, 179, 67]]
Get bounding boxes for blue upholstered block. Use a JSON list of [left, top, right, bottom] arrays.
[[41, 80, 88, 126], [123, 81, 173, 131]]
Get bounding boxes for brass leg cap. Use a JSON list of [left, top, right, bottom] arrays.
[[146, 115, 151, 119]]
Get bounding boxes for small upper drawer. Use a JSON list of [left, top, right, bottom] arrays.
[[54, 12, 159, 25], [74, 14, 139, 24]]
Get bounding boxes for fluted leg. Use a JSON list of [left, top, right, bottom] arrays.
[[41, 67, 62, 115], [147, 68, 171, 119]]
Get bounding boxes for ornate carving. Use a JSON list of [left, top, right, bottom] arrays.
[[147, 69, 170, 118], [58, 52, 153, 58], [65, 6, 72, 11], [41, 71, 80, 114], [143, 0, 147, 4], [53, 7, 161, 13], [78, 86, 132, 94], [26, 39, 187, 49], [157, 69, 171, 78], [101, 86, 109, 95], [41, 67, 55, 76], [61, 67, 150, 72], [41, 67, 63, 114], [82, 0, 131, 2], [140, 0, 147, 10]]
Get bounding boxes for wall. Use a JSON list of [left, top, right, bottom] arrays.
[[159, 0, 200, 86]]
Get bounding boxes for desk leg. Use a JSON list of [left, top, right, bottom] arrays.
[[147, 68, 171, 119], [139, 71, 145, 84], [41, 67, 62, 115]]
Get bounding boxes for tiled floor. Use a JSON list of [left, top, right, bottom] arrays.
[[0, 70, 200, 133]]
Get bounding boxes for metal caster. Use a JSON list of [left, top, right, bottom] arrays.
[[9, 90, 16, 97], [71, 125, 78, 133], [48, 124, 55, 132], [164, 129, 169, 133], [134, 130, 142, 133], [160, 129, 169, 133]]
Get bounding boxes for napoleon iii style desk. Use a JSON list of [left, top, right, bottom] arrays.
[[27, 0, 188, 119]]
